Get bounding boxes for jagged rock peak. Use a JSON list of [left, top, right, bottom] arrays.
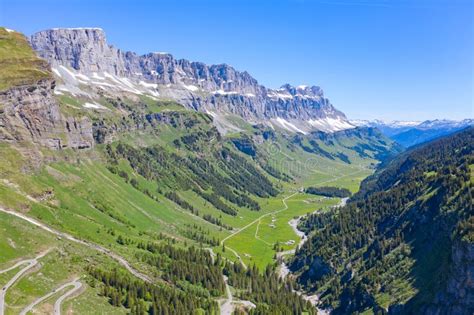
[[30, 27, 353, 133], [279, 84, 324, 97], [31, 28, 124, 75]]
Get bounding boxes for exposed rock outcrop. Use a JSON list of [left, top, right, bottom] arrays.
[[424, 240, 474, 315], [0, 78, 93, 150], [30, 28, 352, 133]]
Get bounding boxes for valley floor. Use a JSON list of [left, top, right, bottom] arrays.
[[0, 127, 378, 314], [220, 162, 371, 269], [0, 154, 372, 314]]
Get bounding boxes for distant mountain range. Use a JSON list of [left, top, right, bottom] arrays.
[[351, 119, 473, 147], [25, 28, 472, 141]]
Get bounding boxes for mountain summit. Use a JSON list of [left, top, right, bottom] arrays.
[[30, 28, 354, 133]]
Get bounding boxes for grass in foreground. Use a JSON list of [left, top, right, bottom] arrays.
[[0, 27, 51, 91]]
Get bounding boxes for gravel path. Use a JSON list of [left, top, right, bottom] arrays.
[[0, 207, 151, 283], [0, 250, 50, 315], [19, 278, 82, 315]]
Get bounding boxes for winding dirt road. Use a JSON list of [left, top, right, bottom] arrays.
[[0, 207, 151, 283], [19, 278, 82, 315], [0, 250, 50, 315], [220, 275, 233, 315], [0, 261, 29, 275], [221, 189, 301, 265], [53, 280, 82, 315]]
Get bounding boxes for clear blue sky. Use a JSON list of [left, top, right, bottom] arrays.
[[1, 0, 472, 121]]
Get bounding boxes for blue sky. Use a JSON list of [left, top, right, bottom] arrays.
[[1, 0, 472, 121]]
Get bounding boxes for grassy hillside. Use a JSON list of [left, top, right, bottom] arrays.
[[291, 127, 474, 314], [0, 28, 400, 314], [0, 104, 397, 313], [0, 27, 51, 90], [0, 211, 127, 314]]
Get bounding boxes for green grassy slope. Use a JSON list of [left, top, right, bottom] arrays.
[[0, 27, 51, 91], [0, 211, 126, 314], [0, 28, 400, 314], [0, 108, 396, 312]]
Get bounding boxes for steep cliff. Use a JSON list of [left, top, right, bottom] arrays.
[[418, 239, 474, 315], [30, 28, 353, 133], [0, 27, 93, 150]]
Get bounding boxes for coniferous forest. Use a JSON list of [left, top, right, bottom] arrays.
[[0, 17, 472, 315], [291, 127, 474, 314]]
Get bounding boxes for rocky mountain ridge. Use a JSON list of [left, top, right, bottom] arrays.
[[351, 118, 473, 132], [30, 28, 353, 133]]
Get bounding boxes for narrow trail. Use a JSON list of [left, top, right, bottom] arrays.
[[0, 250, 50, 315], [225, 247, 247, 269], [252, 168, 365, 247], [220, 276, 233, 315], [254, 220, 272, 246], [0, 261, 29, 275], [205, 248, 235, 315], [219, 275, 256, 315], [53, 280, 82, 315], [0, 207, 152, 283], [19, 278, 82, 315], [221, 190, 301, 264], [221, 190, 300, 244], [204, 249, 255, 315]]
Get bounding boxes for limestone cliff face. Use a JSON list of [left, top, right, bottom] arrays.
[[30, 28, 265, 95], [30, 28, 350, 132], [0, 78, 93, 150]]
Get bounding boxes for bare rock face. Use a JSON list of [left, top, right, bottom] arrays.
[[425, 240, 474, 315], [30, 28, 350, 132], [0, 78, 93, 150], [30, 28, 124, 75], [65, 116, 94, 149]]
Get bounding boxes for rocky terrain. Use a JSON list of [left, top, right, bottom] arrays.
[[419, 239, 474, 315], [0, 28, 93, 150], [0, 78, 93, 150], [30, 28, 353, 134]]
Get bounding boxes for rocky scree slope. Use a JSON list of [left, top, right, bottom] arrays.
[[30, 28, 353, 133]]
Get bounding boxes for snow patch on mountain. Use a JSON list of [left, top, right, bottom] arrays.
[[183, 84, 199, 92], [33, 28, 355, 134], [266, 90, 293, 100], [83, 102, 108, 110], [274, 118, 308, 134], [308, 117, 355, 132], [351, 119, 473, 130], [350, 119, 421, 128], [52, 66, 162, 99]]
